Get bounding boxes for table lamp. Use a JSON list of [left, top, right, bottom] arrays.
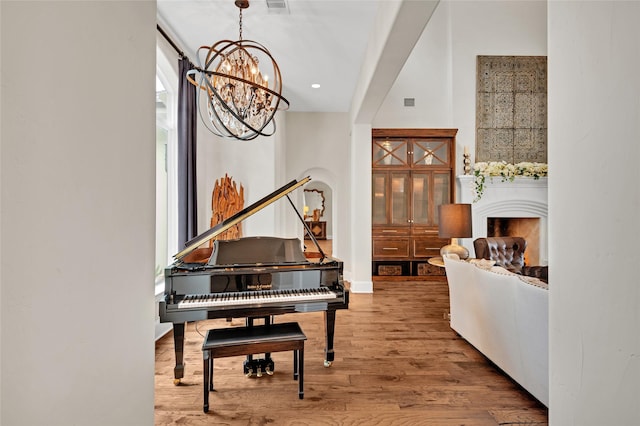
[[438, 203, 472, 259]]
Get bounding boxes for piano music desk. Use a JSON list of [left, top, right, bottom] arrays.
[[202, 322, 307, 413]]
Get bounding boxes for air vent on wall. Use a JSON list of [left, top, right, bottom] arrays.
[[266, 0, 289, 14], [404, 98, 415, 107]]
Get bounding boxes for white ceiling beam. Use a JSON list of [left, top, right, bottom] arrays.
[[351, 0, 440, 124]]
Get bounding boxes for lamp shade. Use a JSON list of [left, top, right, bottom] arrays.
[[438, 204, 472, 238]]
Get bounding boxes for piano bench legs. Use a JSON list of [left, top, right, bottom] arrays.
[[202, 322, 307, 413]]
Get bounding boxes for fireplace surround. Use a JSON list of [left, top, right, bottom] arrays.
[[457, 175, 548, 265]]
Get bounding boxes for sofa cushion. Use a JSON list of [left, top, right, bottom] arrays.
[[469, 258, 496, 270]]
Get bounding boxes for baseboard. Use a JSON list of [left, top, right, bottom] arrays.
[[349, 280, 373, 293], [155, 322, 172, 341]]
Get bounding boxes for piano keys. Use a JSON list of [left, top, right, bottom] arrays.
[[159, 177, 348, 383], [177, 287, 339, 310]]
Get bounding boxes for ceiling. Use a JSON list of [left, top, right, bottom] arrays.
[[157, 0, 381, 113]]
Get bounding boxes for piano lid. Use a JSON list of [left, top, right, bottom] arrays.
[[174, 176, 311, 261]]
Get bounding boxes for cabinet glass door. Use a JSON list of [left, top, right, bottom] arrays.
[[411, 173, 430, 226], [371, 172, 388, 225], [432, 172, 451, 225], [412, 139, 449, 167], [390, 172, 410, 225], [373, 139, 408, 166]]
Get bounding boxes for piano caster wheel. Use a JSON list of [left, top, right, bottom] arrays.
[[173, 378, 181, 385], [323, 360, 332, 368]]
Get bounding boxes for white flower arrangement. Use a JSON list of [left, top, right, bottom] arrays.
[[473, 161, 548, 202]]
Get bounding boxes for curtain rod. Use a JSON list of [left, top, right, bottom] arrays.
[[157, 24, 185, 59]]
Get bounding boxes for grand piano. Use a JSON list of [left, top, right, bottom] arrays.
[[159, 177, 348, 383]]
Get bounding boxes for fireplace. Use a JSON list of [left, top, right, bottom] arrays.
[[487, 217, 541, 265], [457, 175, 548, 265]]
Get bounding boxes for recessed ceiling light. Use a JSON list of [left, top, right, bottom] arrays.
[[311, 83, 321, 89]]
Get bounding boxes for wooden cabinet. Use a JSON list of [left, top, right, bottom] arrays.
[[304, 221, 326, 240], [372, 129, 457, 278]]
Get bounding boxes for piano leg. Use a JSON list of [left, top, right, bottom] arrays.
[[172, 322, 186, 385], [324, 309, 336, 367]]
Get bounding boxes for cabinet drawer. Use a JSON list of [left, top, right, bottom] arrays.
[[411, 227, 439, 236], [373, 238, 410, 258], [412, 237, 448, 258], [372, 227, 410, 237]]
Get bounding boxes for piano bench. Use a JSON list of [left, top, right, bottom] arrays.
[[201, 322, 307, 413]]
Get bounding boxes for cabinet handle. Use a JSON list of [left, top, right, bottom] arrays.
[[382, 247, 399, 250], [381, 230, 397, 233]]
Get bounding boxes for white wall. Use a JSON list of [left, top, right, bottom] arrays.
[[196, 121, 277, 238], [548, 2, 640, 424], [449, 0, 547, 172], [0, 1, 3, 416], [195, 111, 347, 262], [373, 0, 453, 128], [349, 123, 373, 292], [1, 2, 156, 425], [284, 112, 350, 267]]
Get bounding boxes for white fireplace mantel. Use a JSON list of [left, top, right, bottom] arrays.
[[457, 175, 548, 264]]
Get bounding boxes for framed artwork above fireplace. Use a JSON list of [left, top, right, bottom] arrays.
[[476, 56, 547, 163]]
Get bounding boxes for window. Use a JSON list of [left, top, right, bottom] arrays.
[[156, 47, 178, 294]]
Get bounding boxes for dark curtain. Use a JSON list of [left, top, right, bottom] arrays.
[[177, 57, 198, 247]]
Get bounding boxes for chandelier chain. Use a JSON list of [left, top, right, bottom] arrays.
[[238, 8, 243, 40]]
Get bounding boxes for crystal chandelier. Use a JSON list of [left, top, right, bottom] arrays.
[[187, 0, 289, 140]]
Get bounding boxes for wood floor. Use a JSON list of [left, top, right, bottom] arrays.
[[155, 279, 548, 425]]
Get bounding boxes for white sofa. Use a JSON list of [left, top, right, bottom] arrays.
[[443, 256, 549, 407]]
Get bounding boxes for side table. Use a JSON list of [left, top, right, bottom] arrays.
[[427, 256, 445, 268]]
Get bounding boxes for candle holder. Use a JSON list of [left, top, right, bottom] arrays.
[[463, 152, 471, 175]]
